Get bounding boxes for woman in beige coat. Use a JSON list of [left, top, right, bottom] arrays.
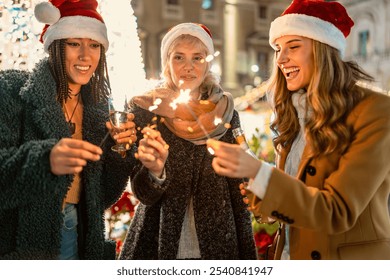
[[207, 0, 390, 260]]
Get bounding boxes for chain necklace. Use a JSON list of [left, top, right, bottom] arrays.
[[63, 93, 81, 135]]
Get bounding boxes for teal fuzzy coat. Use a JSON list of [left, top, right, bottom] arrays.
[[0, 59, 136, 259]]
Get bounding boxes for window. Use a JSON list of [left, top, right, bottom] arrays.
[[358, 30, 369, 58], [202, 0, 214, 10], [200, 0, 217, 25], [167, 0, 179, 5], [163, 0, 183, 20], [131, 0, 143, 15], [256, 51, 269, 79], [258, 6, 267, 19], [132, 0, 139, 9]]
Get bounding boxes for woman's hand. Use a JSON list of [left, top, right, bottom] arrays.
[[136, 127, 169, 178], [50, 138, 102, 175], [105, 112, 137, 146], [207, 139, 262, 179]]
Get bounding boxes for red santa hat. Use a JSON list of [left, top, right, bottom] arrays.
[[161, 23, 214, 68], [34, 0, 109, 53], [269, 0, 354, 57]]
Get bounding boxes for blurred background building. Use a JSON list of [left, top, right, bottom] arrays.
[[132, 0, 291, 97], [341, 0, 390, 94], [1, 0, 389, 96], [131, 0, 390, 97]]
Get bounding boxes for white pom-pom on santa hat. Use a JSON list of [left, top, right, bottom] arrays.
[[34, 2, 60, 25]]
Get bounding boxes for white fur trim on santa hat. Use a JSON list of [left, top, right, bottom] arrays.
[[161, 23, 214, 68], [269, 13, 346, 58], [42, 16, 109, 52]]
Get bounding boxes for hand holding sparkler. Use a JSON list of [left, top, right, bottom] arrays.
[[136, 126, 169, 178], [206, 138, 262, 179]]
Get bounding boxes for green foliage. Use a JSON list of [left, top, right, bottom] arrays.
[[248, 127, 276, 164]]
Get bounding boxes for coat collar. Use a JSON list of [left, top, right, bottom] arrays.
[[277, 143, 312, 180], [20, 59, 69, 139]]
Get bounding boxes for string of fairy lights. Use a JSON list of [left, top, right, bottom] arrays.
[[0, 0, 46, 70]]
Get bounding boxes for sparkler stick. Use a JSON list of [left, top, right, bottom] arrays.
[[99, 131, 111, 147], [184, 102, 211, 139], [148, 96, 162, 131], [169, 87, 212, 139]]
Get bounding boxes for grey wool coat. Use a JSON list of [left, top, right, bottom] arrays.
[[119, 99, 257, 260], [0, 59, 136, 259]]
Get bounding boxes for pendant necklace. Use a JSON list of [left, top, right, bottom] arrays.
[[63, 93, 80, 135]]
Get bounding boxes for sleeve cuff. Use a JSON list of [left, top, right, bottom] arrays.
[[148, 169, 166, 185], [247, 160, 273, 199]]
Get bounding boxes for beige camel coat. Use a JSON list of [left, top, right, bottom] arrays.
[[250, 91, 390, 260]]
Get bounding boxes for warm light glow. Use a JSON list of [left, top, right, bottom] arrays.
[[148, 98, 162, 112], [99, 0, 153, 107], [210, 63, 221, 75], [214, 117, 222, 126], [251, 64, 259, 73], [207, 147, 215, 155], [1, 0, 46, 71], [205, 54, 214, 62], [170, 88, 191, 110]]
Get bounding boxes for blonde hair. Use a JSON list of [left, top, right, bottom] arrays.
[[161, 34, 220, 96], [267, 40, 374, 157]]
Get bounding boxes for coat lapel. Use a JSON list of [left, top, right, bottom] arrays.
[[296, 145, 312, 180], [20, 59, 71, 140]]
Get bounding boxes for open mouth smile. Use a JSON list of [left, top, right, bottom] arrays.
[[283, 67, 300, 79]]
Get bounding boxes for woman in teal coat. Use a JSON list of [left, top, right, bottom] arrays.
[[0, 0, 137, 259]]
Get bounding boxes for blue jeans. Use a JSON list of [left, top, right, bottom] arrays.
[[58, 203, 79, 260]]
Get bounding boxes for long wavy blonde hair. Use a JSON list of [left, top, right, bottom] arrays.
[[267, 40, 374, 157]]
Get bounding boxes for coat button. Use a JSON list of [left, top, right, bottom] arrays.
[[311, 250, 321, 260], [306, 165, 316, 176]]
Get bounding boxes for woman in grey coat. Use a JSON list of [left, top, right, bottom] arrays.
[[119, 23, 257, 260]]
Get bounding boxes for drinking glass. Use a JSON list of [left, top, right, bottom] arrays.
[[108, 97, 131, 157]]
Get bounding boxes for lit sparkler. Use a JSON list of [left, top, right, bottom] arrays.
[[143, 50, 225, 155], [170, 88, 212, 140]]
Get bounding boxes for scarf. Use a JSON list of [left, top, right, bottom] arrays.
[[133, 86, 234, 145]]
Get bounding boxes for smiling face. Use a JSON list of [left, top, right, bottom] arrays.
[[64, 38, 101, 93], [167, 37, 208, 97], [274, 35, 314, 91]]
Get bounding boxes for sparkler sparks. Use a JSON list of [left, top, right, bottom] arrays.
[[170, 86, 213, 140], [141, 49, 226, 155], [148, 98, 162, 112]]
